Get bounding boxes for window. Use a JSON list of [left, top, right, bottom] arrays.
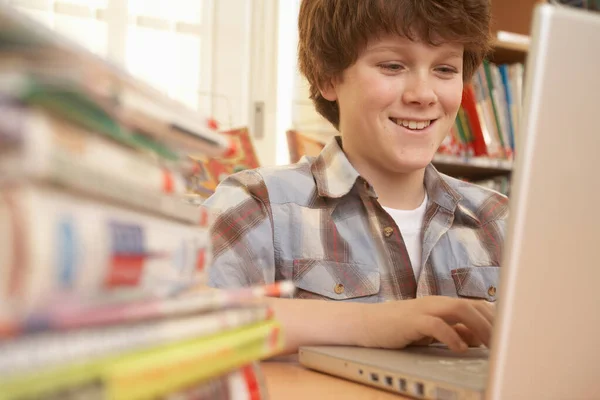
[[9, 0, 209, 111]]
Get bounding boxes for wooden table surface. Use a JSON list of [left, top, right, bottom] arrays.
[[261, 355, 409, 400]]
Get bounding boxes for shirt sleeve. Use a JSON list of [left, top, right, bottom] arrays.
[[202, 169, 276, 288]]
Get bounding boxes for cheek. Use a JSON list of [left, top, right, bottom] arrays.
[[439, 82, 464, 113], [359, 74, 398, 109]]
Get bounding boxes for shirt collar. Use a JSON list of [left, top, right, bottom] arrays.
[[311, 136, 462, 212], [423, 163, 463, 212], [311, 136, 361, 199]]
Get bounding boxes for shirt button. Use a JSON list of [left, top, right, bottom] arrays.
[[488, 286, 497, 297], [334, 283, 345, 294], [383, 227, 394, 237]]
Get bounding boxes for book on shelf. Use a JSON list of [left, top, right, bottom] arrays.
[[0, 3, 292, 400], [435, 57, 524, 189]]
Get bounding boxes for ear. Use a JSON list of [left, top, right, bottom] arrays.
[[319, 79, 338, 102]]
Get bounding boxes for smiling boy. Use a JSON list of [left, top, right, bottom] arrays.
[[204, 0, 507, 354]]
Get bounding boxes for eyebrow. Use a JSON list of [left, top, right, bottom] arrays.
[[366, 45, 463, 60]]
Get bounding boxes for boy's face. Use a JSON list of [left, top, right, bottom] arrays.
[[321, 34, 464, 176]]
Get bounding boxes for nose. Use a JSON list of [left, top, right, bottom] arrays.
[[402, 73, 438, 106]]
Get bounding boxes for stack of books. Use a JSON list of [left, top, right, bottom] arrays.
[[438, 60, 525, 162], [0, 4, 288, 399]]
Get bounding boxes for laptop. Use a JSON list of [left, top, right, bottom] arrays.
[[298, 4, 600, 400]]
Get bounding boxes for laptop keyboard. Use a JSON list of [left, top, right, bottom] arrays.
[[408, 345, 490, 381], [417, 358, 489, 380]]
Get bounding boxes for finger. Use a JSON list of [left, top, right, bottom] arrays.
[[472, 301, 495, 326], [453, 323, 483, 347], [415, 316, 468, 353], [411, 337, 435, 347], [437, 299, 494, 347]]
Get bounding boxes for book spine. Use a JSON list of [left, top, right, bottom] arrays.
[[0, 306, 271, 378], [0, 103, 203, 224], [0, 183, 212, 313], [498, 64, 516, 151], [0, 281, 293, 337], [456, 108, 474, 156], [472, 67, 504, 158], [108, 320, 283, 400], [0, 320, 283, 400], [489, 64, 513, 158], [8, 362, 267, 400], [482, 60, 507, 152], [461, 85, 489, 157], [117, 89, 233, 158], [509, 63, 524, 140]]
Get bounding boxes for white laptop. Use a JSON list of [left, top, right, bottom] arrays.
[[298, 4, 600, 400]]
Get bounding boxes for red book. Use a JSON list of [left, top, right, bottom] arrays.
[[461, 85, 488, 157]]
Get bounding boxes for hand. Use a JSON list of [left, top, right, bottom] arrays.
[[358, 296, 495, 353], [411, 323, 485, 348]]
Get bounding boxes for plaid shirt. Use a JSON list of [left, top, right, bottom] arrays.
[[204, 137, 509, 303]]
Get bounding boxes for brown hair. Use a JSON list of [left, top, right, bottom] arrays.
[[298, 0, 493, 129]]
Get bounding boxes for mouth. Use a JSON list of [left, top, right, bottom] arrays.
[[389, 117, 437, 132]]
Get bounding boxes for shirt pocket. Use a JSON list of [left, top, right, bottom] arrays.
[[450, 266, 500, 302], [292, 259, 380, 301]]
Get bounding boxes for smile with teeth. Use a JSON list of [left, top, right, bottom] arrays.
[[390, 118, 433, 130]]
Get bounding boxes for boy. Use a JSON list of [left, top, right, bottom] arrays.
[[204, 0, 506, 355]]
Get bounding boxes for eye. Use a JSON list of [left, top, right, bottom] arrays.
[[436, 66, 459, 75], [379, 63, 405, 72]]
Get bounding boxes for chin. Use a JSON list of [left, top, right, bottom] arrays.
[[386, 159, 431, 174], [387, 150, 435, 173]]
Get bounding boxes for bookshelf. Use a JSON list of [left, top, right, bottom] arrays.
[[489, 38, 529, 65], [429, 1, 546, 190], [491, 0, 547, 37], [432, 154, 513, 180]]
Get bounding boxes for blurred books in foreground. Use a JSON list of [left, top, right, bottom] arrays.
[[0, 4, 288, 399]]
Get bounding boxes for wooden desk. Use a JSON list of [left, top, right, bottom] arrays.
[[261, 355, 409, 400]]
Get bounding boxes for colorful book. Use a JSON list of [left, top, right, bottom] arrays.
[[461, 85, 488, 157], [498, 64, 516, 152], [473, 66, 505, 158], [0, 281, 295, 337], [509, 63, 525, 144], [481, 60, 507, 152], [0, 183, 212, 314], [488, 63, 513, 158], [0, 306, 272, 378], [0, 62, 232, 158], [0, 320, 283, 400], [0, 101, 203, 224]]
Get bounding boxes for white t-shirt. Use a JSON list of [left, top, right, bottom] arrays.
[[382, 193, 428, 279]]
